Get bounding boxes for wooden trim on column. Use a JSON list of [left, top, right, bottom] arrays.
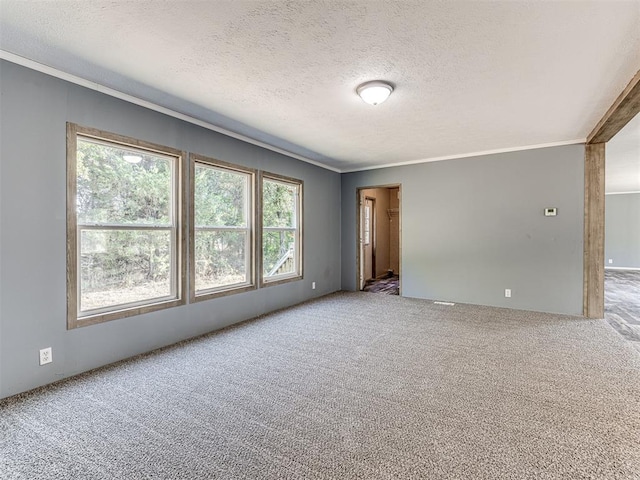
[[588, 69, 640, 144], [583, 68, 640, 318], [583, 143, 605, 318]]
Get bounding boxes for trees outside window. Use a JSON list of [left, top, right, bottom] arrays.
[[67, 124, 185, 328], [67, 124, 305, 327], [261, 173, 303, 286], [190, 155, 255, 301]]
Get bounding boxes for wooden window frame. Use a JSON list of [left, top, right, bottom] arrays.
[[66, 123, 186, 329], [259, 171, 303, 288], [189, 153, 257, 302]]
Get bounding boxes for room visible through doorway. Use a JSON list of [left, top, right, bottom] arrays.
[[603, 111, 640, 351], [357, 185, 401, 295]]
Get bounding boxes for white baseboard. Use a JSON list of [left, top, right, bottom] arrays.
[[605, 266, 640, 271]]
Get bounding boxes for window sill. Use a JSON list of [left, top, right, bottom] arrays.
[[69, 297, 186, 329], [260, 274, 303, 289], [191, 283, 257, 303]]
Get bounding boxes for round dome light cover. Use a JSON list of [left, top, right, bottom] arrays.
[[357, 81, 394, 105]]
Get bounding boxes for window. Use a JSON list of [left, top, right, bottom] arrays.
[[190, 154, 255, 301], [67, 124, 185, 328], [260, 172, 303, 286]]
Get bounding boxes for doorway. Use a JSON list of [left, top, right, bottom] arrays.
[[362, 196, 376, 283], [603, 111, 640, 349], [584, 69, 639, 318], [357, 185, 401, 295]]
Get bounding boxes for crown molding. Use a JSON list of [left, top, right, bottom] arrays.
[[0, 50, 341, 173]]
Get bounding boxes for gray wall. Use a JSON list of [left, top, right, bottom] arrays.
[[0, 61, 342, 399], [342, 145, 585, 315], [605, 193, 640, 268]]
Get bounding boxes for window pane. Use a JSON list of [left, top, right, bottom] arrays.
[[194, 165, 247, 227], [195, 230, 248, 291], [77, 139, 172, 225], [263, 230, 295, 276], [80, 229, 173, 312], [263, 180, 296, 228]]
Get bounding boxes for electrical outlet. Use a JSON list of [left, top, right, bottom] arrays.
[[505, 289, 512, 298], [608, 259, 613, 264], [39, 347, 52, 365], [312, 282, 316, 290]]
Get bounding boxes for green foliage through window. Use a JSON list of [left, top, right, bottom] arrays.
[[77, 140, 172, 225], [193, 162, 251, 294], [262, 177, 300, 279], [69, 124, 304, 326], [76, 136, 177, 314]]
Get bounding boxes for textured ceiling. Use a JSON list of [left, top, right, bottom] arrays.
[[1, 0, 640, 172], [607, 112, 640, 194]]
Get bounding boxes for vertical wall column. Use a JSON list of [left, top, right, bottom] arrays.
[[583, 143, 605, 318]]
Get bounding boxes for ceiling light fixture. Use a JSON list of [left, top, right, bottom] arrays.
[[356, 80, 394, 105], [123, 154, 142, 164]]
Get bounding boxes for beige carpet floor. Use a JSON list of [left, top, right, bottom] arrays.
[[1, 292, 639, 479]]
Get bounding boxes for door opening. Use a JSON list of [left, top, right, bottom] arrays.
[[357, 185, 401, 295], [362, 196, 376, 285], [584, 69, 639, 318], [602, 111, 640, 345]]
